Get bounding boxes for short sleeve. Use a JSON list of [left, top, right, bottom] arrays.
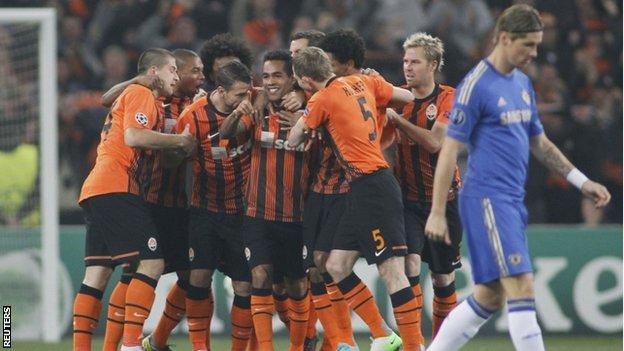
[[528, 83, 544, 137], [446, 84, 481, 143], [372, 75, 394, 109], [303, 93, 328, 129], [122, 85, 158, 130], [174, 108, 196, 136], [435, 88, 455, 125]]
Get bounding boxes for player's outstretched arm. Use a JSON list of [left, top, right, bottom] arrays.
[[425, 137, 463, 245], [124, 125, 196, 155], [101, 75, 159, 107], [530, 133, 611, 208]]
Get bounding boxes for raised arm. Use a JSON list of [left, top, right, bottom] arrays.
[[530, 133, 611, 208], [424, 137, 464, 245]]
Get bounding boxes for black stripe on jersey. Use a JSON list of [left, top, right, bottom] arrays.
[[397, 145, 409, 197], [427, 92, 441, 187], [408, 101, 426, 198], [193, 112, 208, 209], [321, 149, 334, 188], [156, 104, 174, 205], [292, 151, 304, 219], [256, 142, 268, 218], [333, 160, 346, 193], [140, 114, 161, 197], [230, 136, 245, 213], [206, 105, 226, 211], [274, 129, 287, 222]]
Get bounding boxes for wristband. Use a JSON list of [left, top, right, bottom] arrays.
[[566, 168, 589, 190]]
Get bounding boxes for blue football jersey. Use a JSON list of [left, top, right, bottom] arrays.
[[447, 60, 544, 200]]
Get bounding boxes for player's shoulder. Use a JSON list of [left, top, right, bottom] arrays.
[[455, 60, 492, 106], [122, 83, 155, 99], [185, 94, 210, 112], [439, 84, 456, 97]]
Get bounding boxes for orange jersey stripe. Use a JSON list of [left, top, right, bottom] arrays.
[[394, 84, 461, 202]]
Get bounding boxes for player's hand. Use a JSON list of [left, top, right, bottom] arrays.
[[360, 67, 380, 76], [277, 110, 303, 129], [386, 108, 401, 125], [281, 91, 304, 111], [193, 88, 207, 102], [135, 75, 160, 90], [235, 91, 255, 117], [304, 129, 322, 151], [581, 180, 611, 208], [178, 124, 197, 156], [425, 213, 451, 245]]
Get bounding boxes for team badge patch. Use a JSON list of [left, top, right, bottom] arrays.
[[135, 112, 149, 126], [426, 104, 437, 120], [147, 237, 158, 251], [302, 245, 308, 260], [450, 109, 465, 125], [188, 247, 195, 261], [521, 90, 531, 106], [244, 247, 251, 261]]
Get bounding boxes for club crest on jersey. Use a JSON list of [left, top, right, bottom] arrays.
[[521, 90, 531, 106], [135, 112, 149, 126], [426, 104, 437, 120], [188, 247, 195, 261], [450, 109, 465, 125], [302, 245, 308, 260], [147, 237, 158, 251], [244, 247, 251, 261], [509, 253, 522, 265]]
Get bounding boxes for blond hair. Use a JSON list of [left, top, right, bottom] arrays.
[[403, 32, 445, 72], [292, 47, 333, 82]]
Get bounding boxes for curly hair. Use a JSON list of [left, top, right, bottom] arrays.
[[199, 33, 253, 83], [319, 29, 365, 69]]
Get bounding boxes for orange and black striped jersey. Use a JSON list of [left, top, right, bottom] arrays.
[[142, 96, 191, 208], [175, 96, 252, 214], [394, 84, 461, 202], [311, 73, 395, 194], [304, 75, 393, 181], [243, 108, 312, 222], [79, 84, 160, 203]]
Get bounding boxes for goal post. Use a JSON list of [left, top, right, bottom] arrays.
[[0, 8, 59, 342]]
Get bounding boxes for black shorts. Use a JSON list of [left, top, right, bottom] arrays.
[[149, 204, 189, 274], [81, 193, 160, 267], [404, 199, 462, 274], [334, 169, 407, 264], [188, 208, 250, 282], [243, 217, 307, 280], [302, 191, 347, 268]]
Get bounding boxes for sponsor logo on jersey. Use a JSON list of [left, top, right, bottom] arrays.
[[499, 109, 531, 125]]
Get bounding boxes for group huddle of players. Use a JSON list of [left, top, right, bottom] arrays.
[[72, 23, 465, 351]]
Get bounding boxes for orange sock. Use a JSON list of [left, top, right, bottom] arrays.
[[391, 287, 422, 350], [122, 274, 157, 347], [432, 283, 457, 339], [409, 276, 424, 345], [103, 279, 129, 351], [306, 294, 317, 339], [186, 285, 211, 351], [310, 282, 339, 350], [72, 284, 103, 351], [231, 295, 253, 351], [288, 292, 310, 351], [251, 289, 275, 351], [322, 272, 353, 345], [153, 280, 187, 348], [247, 327, 258, 351], [273, 292, 290, 330], [337, 273, 388, 339], [206, 292, 214, 351]]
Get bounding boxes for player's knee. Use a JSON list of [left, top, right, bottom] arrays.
[[232, 280, 251, 296], [431, 272, 455, 287], [189, 269, 213, 287], [313, 251, 329, 272], [308, 267, 324, 284], [325, 256, 350, 281], [82, 266, 113, 291], [251, 265, 272, 289], [286, 277, 308, 299], [137, 258, 164, 279], [404, 253, 422, 277]]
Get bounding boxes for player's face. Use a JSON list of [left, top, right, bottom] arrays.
[[222, 81, 251, 111], [176, 56, 205, 98], [325, 52, 350, 77], [289, 38, 309, 56], [262, 60, 295, 102], [155, 57, 179, 97], [403, 47, 436, 88], [211, 56, 241, 81], [293, 73, 314, 93], [506, 31, 543, 68]]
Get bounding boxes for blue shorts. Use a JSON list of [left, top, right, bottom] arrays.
[[459, 194, 533, 284]]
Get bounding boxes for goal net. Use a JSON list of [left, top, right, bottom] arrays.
[[0, 8, 62, 342]]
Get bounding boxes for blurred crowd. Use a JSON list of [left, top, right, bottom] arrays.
[[0, 0, 621, 225]]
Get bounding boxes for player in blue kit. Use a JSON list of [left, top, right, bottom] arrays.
[[424, 4, 611, 351]]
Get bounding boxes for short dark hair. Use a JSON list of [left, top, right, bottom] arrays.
[[494, 4, 543, 42], [215, 61, 252, 90], [290, 30, 326, 47], [292, 47, 333, 82], [263, 50, 293, 76], [137, 48, 174, 74], [319, 29, 365, 69], [172, 49, 199, 70], [199, 33, 253, 81]]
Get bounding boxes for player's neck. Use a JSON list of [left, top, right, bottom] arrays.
[[488, 49, 515, 74], [209, 90, 232, 114], [411, 80, 436, 99]]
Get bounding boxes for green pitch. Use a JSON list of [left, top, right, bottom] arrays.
[[10, 335, 622, 350]]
